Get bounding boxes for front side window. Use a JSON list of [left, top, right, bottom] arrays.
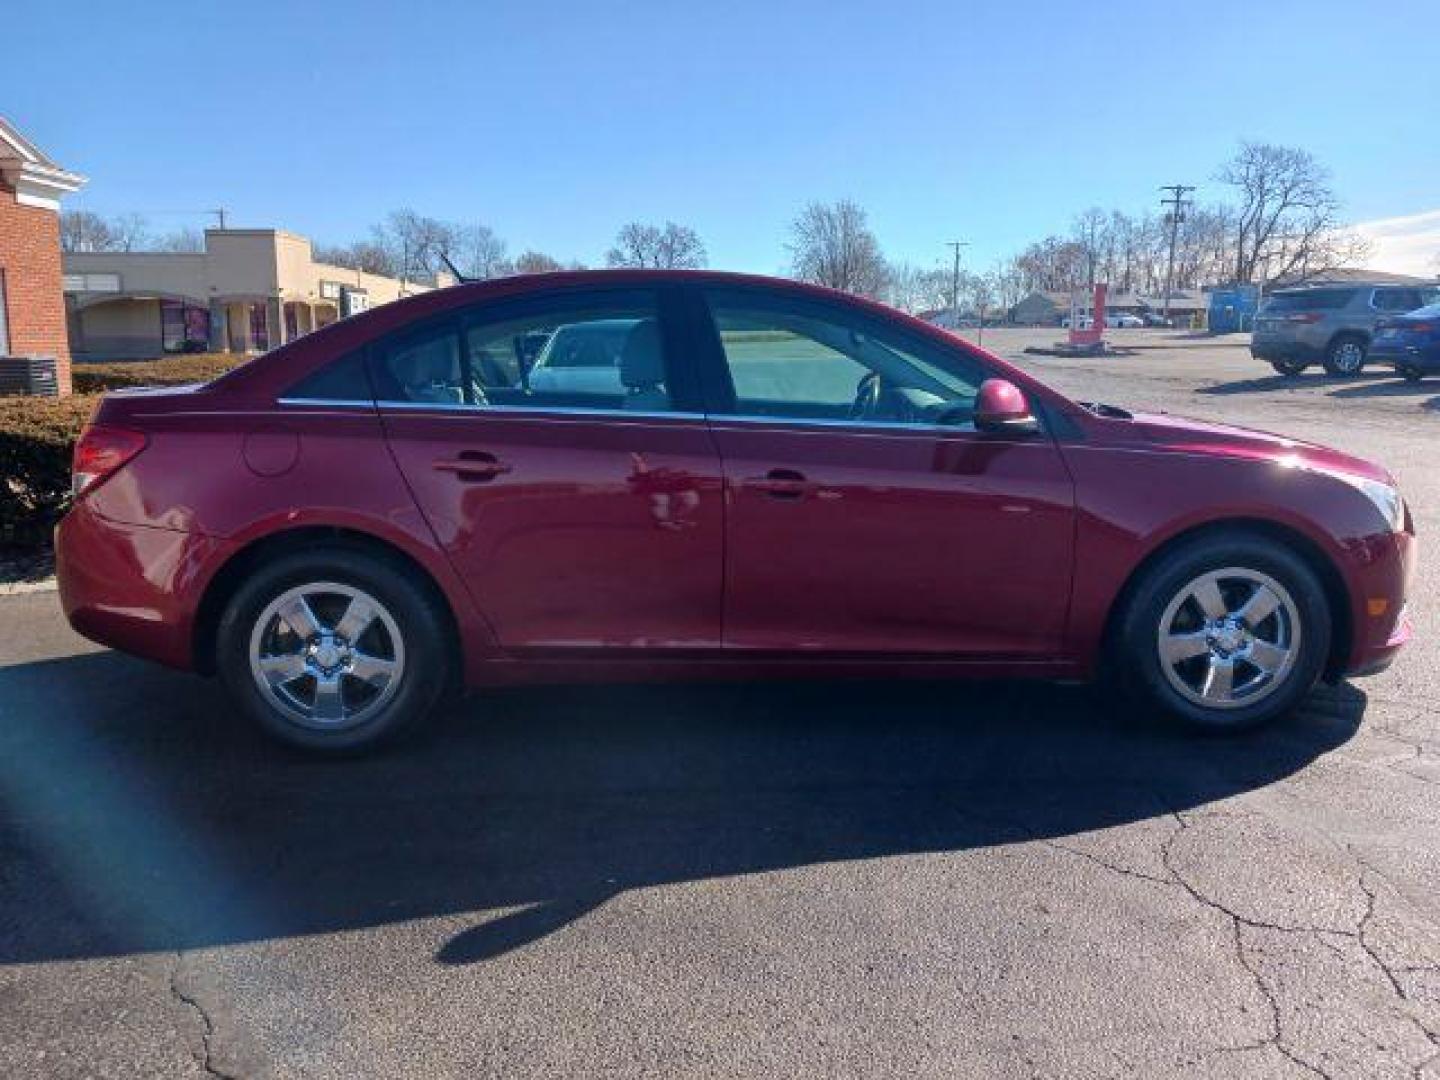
[[371, 291, 675, 413], [703, 290, 983, 426]]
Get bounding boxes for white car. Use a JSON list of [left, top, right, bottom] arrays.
[[1105, 312, 1145, 328], [525, 318, 635, 396]]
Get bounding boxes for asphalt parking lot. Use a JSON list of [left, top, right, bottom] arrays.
[[2, 329, 1438, 1079]]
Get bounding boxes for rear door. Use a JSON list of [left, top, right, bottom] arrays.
[[375, 287, 724, 652], [692, 286, 1076, 658]]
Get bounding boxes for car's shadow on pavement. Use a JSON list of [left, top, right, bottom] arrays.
[[1196, 373, 1368, 396], [1325, 379, 1440, 407], [0, 650, 1366, 966]]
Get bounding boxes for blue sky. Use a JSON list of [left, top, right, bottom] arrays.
[[7, 0, 1438, 274]]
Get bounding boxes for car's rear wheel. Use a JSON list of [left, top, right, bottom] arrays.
[[217, 545, 451, 753], [1323, 335, 1367, 376], [1113, 532, 1331, 732], [1270, 358, 1307, 376], [1401, 366, 1425, 383]]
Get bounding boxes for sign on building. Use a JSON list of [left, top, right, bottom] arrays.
[[62, 272, 121, 293], [340, 286, 369, 317]]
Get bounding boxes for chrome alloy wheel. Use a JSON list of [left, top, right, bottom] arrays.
[[1156, 567, 1301, 711], [1331, 340, 1365, 373], [248, 582, 406, 731]]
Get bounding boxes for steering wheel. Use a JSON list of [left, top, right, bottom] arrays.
[[849, 372, 883, 420]]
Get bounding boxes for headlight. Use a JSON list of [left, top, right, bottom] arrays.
[[1332, 473, 1405, 532]]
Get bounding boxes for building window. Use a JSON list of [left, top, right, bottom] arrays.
[[160, 299, 210, 353], [249, 304, 269, 352]]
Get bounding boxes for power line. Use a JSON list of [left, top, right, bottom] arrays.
[[1159, 184, 1195, 322]]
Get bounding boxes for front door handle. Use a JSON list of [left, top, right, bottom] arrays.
[[433, 451, 512, 482], [745, 468, 814, 500]]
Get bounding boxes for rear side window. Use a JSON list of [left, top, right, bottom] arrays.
[[1373, 289, 1424, 312], [1262, 289, 1356, 312], [369, 290, 681, 413], [285, 351, 371, 401]]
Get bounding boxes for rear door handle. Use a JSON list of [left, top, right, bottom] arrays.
[[745, 468, 814, 500], [433, 451, 512, 482]]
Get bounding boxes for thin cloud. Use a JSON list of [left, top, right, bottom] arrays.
[[1351, 208, 1440, 277]]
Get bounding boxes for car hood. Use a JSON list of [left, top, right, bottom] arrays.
[[1094, 409, 1393, 484]]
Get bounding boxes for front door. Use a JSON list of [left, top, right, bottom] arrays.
[[696, 287, 1075, 658], [376, 288, 723, 652]]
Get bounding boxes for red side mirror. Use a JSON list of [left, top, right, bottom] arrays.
[[974, 379, 1039, 434]]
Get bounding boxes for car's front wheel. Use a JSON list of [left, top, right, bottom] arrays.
[[1113, 532, 1331, 732], [217, 544, 452, 753]]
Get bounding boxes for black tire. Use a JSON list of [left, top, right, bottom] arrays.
[[1322, 334, 1367, 376], [1112, 531, 1332, 733], [1402, 366, 1425, 383], [1270, 358, 1307, 376], [217, 543, 452, 753]]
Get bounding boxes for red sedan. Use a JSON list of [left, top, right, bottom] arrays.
[[56, 271, 1416, 752]]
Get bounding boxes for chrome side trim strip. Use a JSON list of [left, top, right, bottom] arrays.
[[710, 414, 979, 435], [277, 397, 376, 409], [374, 401, 708, 422]]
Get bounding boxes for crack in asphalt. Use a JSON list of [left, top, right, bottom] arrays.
[[1152, 812, 1331, 1077], [1043, 805, 1440, 1078], [168, 952, 237, 1080]]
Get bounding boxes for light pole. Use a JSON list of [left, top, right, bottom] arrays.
[[1159, 184, 1194, 324], [946, 240, 968, 331]]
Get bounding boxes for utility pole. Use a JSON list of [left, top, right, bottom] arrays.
[[946, 240, 968, 330], [1159, 184, 1194, 324], [210, 208, 228, 229]]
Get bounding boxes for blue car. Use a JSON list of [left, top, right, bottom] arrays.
[[1370, 302, 1440, 381]]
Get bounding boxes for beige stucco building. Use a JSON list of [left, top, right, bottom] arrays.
[[64, 229, 439, 359]]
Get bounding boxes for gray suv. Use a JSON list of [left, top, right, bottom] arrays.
[[1251, 284, 1439, 376]]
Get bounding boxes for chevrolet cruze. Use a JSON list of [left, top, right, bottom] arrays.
[[56, 271, 1416, 752]]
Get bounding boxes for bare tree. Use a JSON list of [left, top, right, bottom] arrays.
[[447, 223, 512, 279], [884, 261, 951, 314], [372, 209, 455, 284], [1071, 208, 1109, 287], [314, 241, 395, 275], [605, 221, 707, 269], [986, 260, 1029, 314], [1012, 235, 1088, 293], [787, 200, 888, 298], [153, 226, 205, 253], [513, 251, 564, 274], [1218, 142, 1366, 284], [61, 210, 114, 252], [60, 210, 149, 252]]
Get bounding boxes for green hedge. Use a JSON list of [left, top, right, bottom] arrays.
[[72, 353, 244, 393], [0, 395, 99, 544]]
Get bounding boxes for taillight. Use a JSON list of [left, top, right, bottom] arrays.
[[72, 425, 147, 498], [1284, 312, 1323, 324], [1408, 321, 1435, 334]]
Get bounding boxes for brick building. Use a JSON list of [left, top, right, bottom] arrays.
[[0, 118, 86, 394]]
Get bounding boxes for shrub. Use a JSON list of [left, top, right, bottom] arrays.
[[0, 394, 99, 544], [72, 353, 245, 393]]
